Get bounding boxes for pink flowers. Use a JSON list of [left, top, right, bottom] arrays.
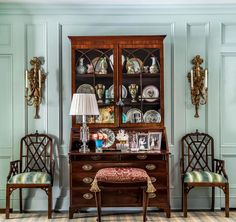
[[91, 133, 108, 140]]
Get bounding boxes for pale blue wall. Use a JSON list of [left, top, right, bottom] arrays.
[[0, 3, 236, 211]]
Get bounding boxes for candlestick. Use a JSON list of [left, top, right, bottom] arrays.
[[25, 70, 28, 88], [39, 69, 41, 88], [190, 69, 194, 88], [204, 69, 208, 89]]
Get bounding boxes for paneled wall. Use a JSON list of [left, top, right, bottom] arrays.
[[0, 4, 236, 211]]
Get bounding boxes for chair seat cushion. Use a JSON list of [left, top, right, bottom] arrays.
[[184, 170, 226, 183], [96, 167, 149, 183], [8, 172, 51, 184]]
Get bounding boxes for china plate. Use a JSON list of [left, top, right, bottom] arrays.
[[109, 54, 125, 71], [126, 57, 143, 74], [92, 57, 108, 74], [97, 128, 115, 148], [143, 110, 161, 123], [96, 106, 114, 124], [142, 85, 159, 102], [108, 84, 127, 99], [126, 108, 143, 123], [76, 84, 95, 94]]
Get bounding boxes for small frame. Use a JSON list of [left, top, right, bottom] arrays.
[[148, 132, 162, 151], [137, 133, 149, 150], [128, 131, 138, 149]]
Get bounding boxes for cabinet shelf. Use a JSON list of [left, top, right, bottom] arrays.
[[76, 73, 114, 78], [123, 73, 160, 78]]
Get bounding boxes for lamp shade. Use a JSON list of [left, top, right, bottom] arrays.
[[69, 93, 99, 116]]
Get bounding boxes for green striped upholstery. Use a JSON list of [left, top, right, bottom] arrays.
[[8, 172, 51, 184], [184, 171, 226, 183]]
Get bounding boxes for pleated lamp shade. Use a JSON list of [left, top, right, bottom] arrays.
[[69, 93, 99, 116]]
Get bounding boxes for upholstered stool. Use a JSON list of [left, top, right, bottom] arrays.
[[90, 167, 156, 222]]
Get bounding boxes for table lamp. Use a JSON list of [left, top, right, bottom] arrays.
[[69, 93, 99, 152]]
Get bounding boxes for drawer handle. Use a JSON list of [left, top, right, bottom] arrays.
[[145, 164, 156, 171], [82, 164, 93, 171], [136, 154, 147, 160], [148, 193, 157, 199], [150, 177, 157, 183], [83, 193, 93, 200], [91, 155, 101, 161], [83, 177, 93, 184]]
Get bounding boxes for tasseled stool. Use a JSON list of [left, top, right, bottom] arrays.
[[90, 167, 156, 222]]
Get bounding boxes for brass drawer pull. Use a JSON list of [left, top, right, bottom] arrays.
[[136, 154, 147, 160], [145, 164, 156, 171], [150, 177, 157, 183], [148, 193, 157, 199], [83, 193, 93, 200], [82, 164, 93, 171], [83, 177, 93, 184], [91, 155, 101, 161]]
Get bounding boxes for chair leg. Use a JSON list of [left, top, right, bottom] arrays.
[[95, 192, 102, 222], [5, 185, 11, 219], [142, 189, 149, 222], [225, 183, 229, 217], [48, 186, 52, 219], [211, 187, 215, 211], [183, 184, 188, 217], [19, 188, 23, 213]]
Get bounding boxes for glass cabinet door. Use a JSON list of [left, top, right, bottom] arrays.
[[73, 46, 118, 127], [119, 45, 163, 127]]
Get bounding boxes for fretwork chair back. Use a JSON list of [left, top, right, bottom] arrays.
[[5, 132, 54, 219], [181, 130, 229, 217]]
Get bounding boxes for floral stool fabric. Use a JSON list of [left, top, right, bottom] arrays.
[[90, 167, 156, 193], [8, 172, 51, 184]]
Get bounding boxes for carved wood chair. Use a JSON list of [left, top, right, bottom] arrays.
[[5, 132, 54, 219], [181, 130, 229, 217]]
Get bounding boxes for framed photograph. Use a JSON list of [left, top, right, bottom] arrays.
[[148, 132, 162, 151], [137, 133, 149, 150], [128, 131, 138, 149]]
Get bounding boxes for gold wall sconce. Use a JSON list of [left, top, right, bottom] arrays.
[[25, 57, 46, 119], [187, 55, 208, 118]]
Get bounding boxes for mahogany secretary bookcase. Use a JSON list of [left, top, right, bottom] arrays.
[[68, 36, 171, 218]]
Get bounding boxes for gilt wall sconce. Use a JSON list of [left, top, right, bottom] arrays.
[[187, 55, 208, 118], [25, 57, 46, 119]]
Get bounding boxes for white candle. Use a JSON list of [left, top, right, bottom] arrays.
[[190, 69, 194, 88], [25, 70, 28, 88], [39, 69, 41, 88], [205, 69, 208, 88]]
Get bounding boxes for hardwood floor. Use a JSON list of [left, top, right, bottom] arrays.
[[0, 211, 235, 221]]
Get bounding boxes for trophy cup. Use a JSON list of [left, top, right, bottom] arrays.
[[95, 84, 105, 103], [128, 84, 139, 102]]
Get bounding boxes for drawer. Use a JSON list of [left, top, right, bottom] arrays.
[[121, 154, 165, 161], [71, 188, 96, 206], [148, 173, 168, 188], [72, 161, 166, 173], [148, 189, 168, 205], [71, 154, 119, 162], [71, 172, 95, 187]]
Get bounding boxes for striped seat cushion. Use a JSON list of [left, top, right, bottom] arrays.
[[184, 170, 226, 183], [8, 172, 51, 184]]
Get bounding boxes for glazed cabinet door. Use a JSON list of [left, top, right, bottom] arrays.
[[71, 44, 119, 128], [118, 44, 164, 128]]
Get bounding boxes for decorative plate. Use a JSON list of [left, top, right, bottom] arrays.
[[109, 54, 125, 71], [142, 85, 159, 102], [95, 106, 114, 123], [108, 84, 127, 99], [97, 128, 115, 148], [92, 57, 108, 74], [143, 110, 161, 123], [126, 57, 143, 74], [126, 108, 143, 123], [76, 84, 95, 94]]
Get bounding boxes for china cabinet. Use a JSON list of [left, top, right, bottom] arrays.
[[68, 36, 170, 218]]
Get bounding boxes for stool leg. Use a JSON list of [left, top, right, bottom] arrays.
[[142, 189, 149, 222], [95, 192, 102, 222]]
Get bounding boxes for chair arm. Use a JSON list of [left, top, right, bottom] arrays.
[[7, 160, 21, 181], [214, 158, 228, 181], [50, 159, 55, 185]]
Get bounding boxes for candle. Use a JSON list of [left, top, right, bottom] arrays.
[[205, 69, 208, 88], [190, 69, 194, 88], [25, 70, 28, 88], [39, 69, 41, 88]]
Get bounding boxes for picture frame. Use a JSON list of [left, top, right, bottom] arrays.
[[148, 132, 162, 151], [137, 133, 149, 150], [128, 131, 138, 149]]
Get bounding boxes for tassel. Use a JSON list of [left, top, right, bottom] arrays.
[[146, 177, 156, 193], [90, 178, 101, 192]]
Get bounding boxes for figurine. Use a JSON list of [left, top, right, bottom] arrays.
[[87, 64, 94, 74], [99, 57, 108, 74], [126, 57, 135, 74]]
